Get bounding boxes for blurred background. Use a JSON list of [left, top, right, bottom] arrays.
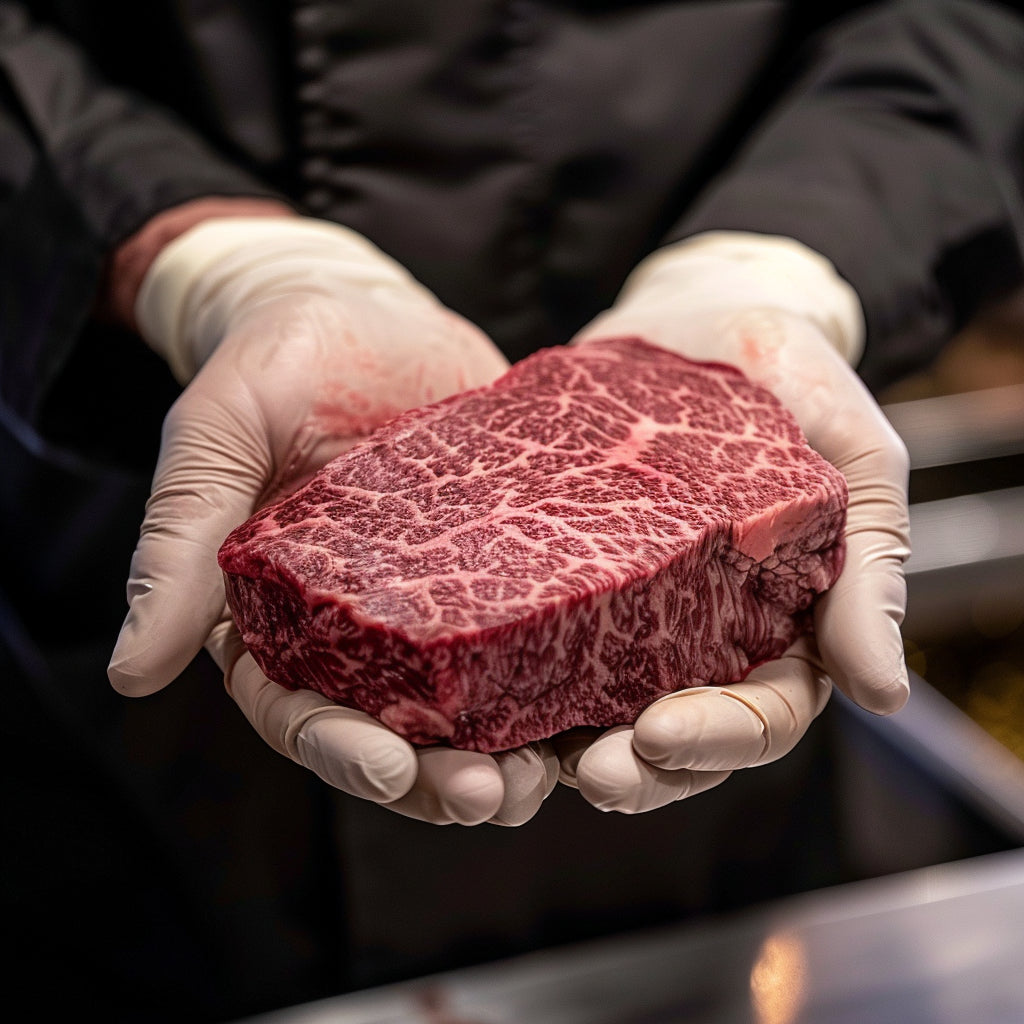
[[880, 289, 1024, 808], [881, 290, 1024, 762]]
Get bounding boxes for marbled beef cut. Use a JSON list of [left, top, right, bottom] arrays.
[[218, 337, 848, 753]]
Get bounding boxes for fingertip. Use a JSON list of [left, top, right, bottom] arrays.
[[551, 727, 603, 788], [631, 701, 687, 766], [298, 715, 418, 801], [575, 726, 735, 812], [107, 655, 167, 698], [489, 744, 558, 827], [376, 748, 506, 825], [107, 595, 208, 698], [574, 727, 646, 813], [536, 741, 562, 795], [846, 669, 911, 716], [824, 627, 911, 716], [816, 573, 911, 717], [633, 689, 767, 771], [361, 738, 420, 799], [440, 760, 506, 825]]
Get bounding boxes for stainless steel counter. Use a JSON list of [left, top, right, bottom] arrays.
[[239, 846, 1024, 1024]]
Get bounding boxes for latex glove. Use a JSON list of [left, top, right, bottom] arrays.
[[559, 231, 911, 813], [107, 214, 559, 826]]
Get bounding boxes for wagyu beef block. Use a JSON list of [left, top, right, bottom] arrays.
[[218, 337, 848, 753]]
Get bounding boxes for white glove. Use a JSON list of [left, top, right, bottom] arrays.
[[107, 215, 559, 826], [560, 231, 910, 813]]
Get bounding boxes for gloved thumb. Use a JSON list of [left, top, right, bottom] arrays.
[[108, 379, 269, 696]]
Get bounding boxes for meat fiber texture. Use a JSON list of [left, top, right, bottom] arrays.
[[218, 337, 848, 753]]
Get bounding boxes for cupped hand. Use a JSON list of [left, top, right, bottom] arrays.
[[560, 234, 910, 813], [107, 216, 558, 825]]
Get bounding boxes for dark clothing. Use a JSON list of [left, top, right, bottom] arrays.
[[4, 0, 1024, 440], [2, 2, 1024, 1021]]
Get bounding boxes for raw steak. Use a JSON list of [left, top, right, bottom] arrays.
[[218, 337, 847, 753]]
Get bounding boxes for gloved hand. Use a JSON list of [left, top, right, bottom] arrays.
[[107, 210, 559, 826], [559, 231, 911, 813]]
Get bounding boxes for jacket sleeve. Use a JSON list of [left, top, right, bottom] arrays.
[[668, 0, 1024, 392], [0, 4, 280, 451]]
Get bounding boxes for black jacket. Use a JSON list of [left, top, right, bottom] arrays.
[[4, 0, 1024, 454], [2, 3, 1024, 1021]]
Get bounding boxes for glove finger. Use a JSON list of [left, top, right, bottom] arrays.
[[816, 524, 910, 716], [632, 638, 831, 771], [226, 627, 506, 824], [551, 727, 605, 788], [383, 748, 506, 826], [489, 742, 561, 826], [224, 593, 515, 827], [108, 391, 270, 696], [575, 725, 732, 814], [780, 353, 911, 716], [226, 644, 419, 802]]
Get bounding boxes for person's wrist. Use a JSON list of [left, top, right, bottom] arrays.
[[608, 232, 866, 366], [136, 215, 447, 384], [97, 197, 297, 333]]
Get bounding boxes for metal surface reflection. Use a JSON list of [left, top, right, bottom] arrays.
[[750, 930, 807, 1024], [236, 849, 1024, 1023]]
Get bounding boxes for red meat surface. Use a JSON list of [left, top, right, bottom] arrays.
[[218, 337, 847, 752]]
